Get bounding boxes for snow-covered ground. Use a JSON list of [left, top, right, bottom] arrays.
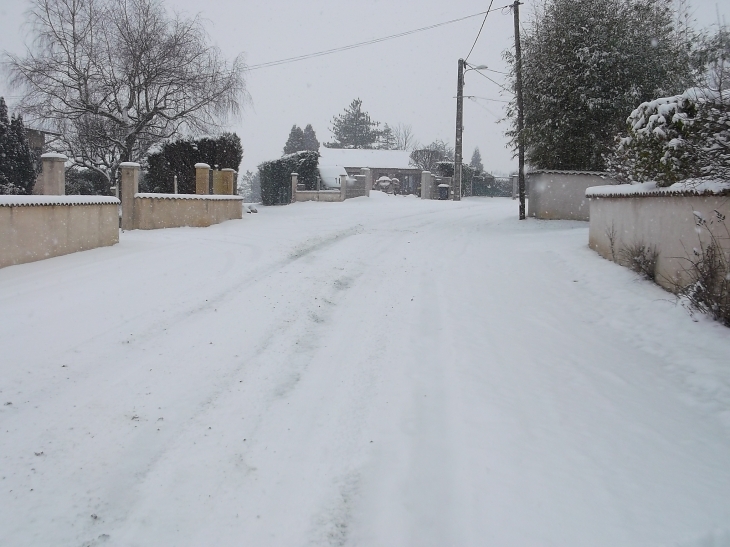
[[1, 193, 729, 547]]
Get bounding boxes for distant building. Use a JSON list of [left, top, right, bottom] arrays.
[[318, 148, 422, 193], [25, 128, 62, 171]]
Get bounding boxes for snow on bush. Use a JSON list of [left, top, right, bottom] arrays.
[[608, 88, 730, 186]]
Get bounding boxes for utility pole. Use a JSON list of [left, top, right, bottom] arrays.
[[513, 1, 526, 219], [454, 58, 465, 201]]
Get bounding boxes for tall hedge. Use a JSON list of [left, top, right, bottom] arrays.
[[435, 161, 475, 197], [144, 133, 243, 193], [258, 151, 319, 206]]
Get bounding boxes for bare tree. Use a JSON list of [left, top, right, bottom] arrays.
[[5, 0, 247, 185], [393, 123, 415, 150], [409, 140, 454, 171]]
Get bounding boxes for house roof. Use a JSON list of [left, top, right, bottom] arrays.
[[318, 148, 411, 169]]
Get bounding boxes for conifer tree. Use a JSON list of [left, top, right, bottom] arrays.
[[324, 99, 381, 149], [506, 0, 698, 171], [378, 124, 397, 150], [283, 125, 307, 154], [302, 124, 320, 151], [470, 147, 484, 173], [0, 98, 37, 195]]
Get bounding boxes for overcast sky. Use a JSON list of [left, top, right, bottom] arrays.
[[0, 0, 726, 175]]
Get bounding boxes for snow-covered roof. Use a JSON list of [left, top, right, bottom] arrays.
[[0, 195, 119, 207], [318, 148, 411, 169], [135, 193, 242, 200], [586, 180, 730, 198]]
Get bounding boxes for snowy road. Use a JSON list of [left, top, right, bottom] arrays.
[[1, 194, 730, 547]]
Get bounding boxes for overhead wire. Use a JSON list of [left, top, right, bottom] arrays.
[[247, 6, 513, 71], [464, 0, 496, 62], [470, 67, 513, 94]]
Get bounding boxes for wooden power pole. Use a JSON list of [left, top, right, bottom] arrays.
[[454, 58, 465, 201], [513, 1, 526, 219]]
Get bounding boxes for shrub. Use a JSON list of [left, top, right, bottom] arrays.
[[258, 150, 319, 206], [607, 88, 730, 186], [618, 242, 659, 281], [676, 211, 730, 327], [145, 133, 243, 193]]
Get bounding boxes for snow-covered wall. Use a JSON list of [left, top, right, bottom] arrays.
[[588, 190, 730, 290], [527, 171, 618, 221], [0, 196, 119, 269], [133, 194, 243, 230]]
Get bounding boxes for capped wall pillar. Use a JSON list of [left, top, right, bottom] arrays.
[[221, 168, 236, 195], [339, 174, 347, 201], [361, 168, 372, 197], [291, 173, 298, 203], [33, 153, 68, 195], [195, 163, 210, 195], [420, 171, 432, 200], [120, 162, 140, 230]]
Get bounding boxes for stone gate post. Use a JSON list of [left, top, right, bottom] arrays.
[[291, 173, 298, 203], [120, 162, 140, 230], [361, 168, 372, 197], [33, 153, 68, 195], [420, 171, 432, 200], [195, 163, 210, 195], [340, 174, 347, 201], [221, 169, 236, 195]]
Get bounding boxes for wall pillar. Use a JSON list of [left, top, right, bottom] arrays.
[[221, 171, 236, 196], [33, 153, 68, 195], [420, 171, 432, 200], [339, 174, 347, 201], [120, 162, 140, 230], [195, 163, 210, 195], [291, 173, 298, 203], [361, 168, 372, 197]]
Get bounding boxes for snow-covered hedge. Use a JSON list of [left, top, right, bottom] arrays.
[[258, 151, 319, 206], [608, 88, 730, 186]]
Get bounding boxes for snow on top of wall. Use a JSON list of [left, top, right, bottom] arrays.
[[528, 170, 611, 177], [318, 148, 411, 169], [40, 152, 68, 161], [586, 179, 730, 198], [0, 195, 120, 207], [135, 193, 242, 200]]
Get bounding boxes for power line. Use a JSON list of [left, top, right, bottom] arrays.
[[465, 0, 496, 62], [247, 8, 509, 71], [468, 95, 509, 103], [467, 97, 501, 120], [470, 67, 513, 94]]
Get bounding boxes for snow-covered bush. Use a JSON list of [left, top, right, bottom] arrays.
[[258, 151, 319, 206], [145, 133, 243, 194], [607, 88, 730, 185]]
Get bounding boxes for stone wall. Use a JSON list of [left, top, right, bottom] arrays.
[[121, 163, 242, 229], [133, 194, 243, 229], [527, 171, 618, 221], [588, 191, 730, 290], [0, 196, 120, 269]]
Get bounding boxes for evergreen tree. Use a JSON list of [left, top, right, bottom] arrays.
[[324, 99, 381, 149], [0, 98, 10, 193], [470, 147, 484, 173], [0, 99, 37, 195], [506, 0, 698, 171], [8, 115, 37, 194], [378, 124, 398, 150], [283, 125, 307, 154], [302, 124, 320, 151]]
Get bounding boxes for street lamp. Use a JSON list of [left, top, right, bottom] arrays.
[[454, 61, 489, 201]]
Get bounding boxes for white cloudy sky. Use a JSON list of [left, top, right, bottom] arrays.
[[0, 0, 726, 175]]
